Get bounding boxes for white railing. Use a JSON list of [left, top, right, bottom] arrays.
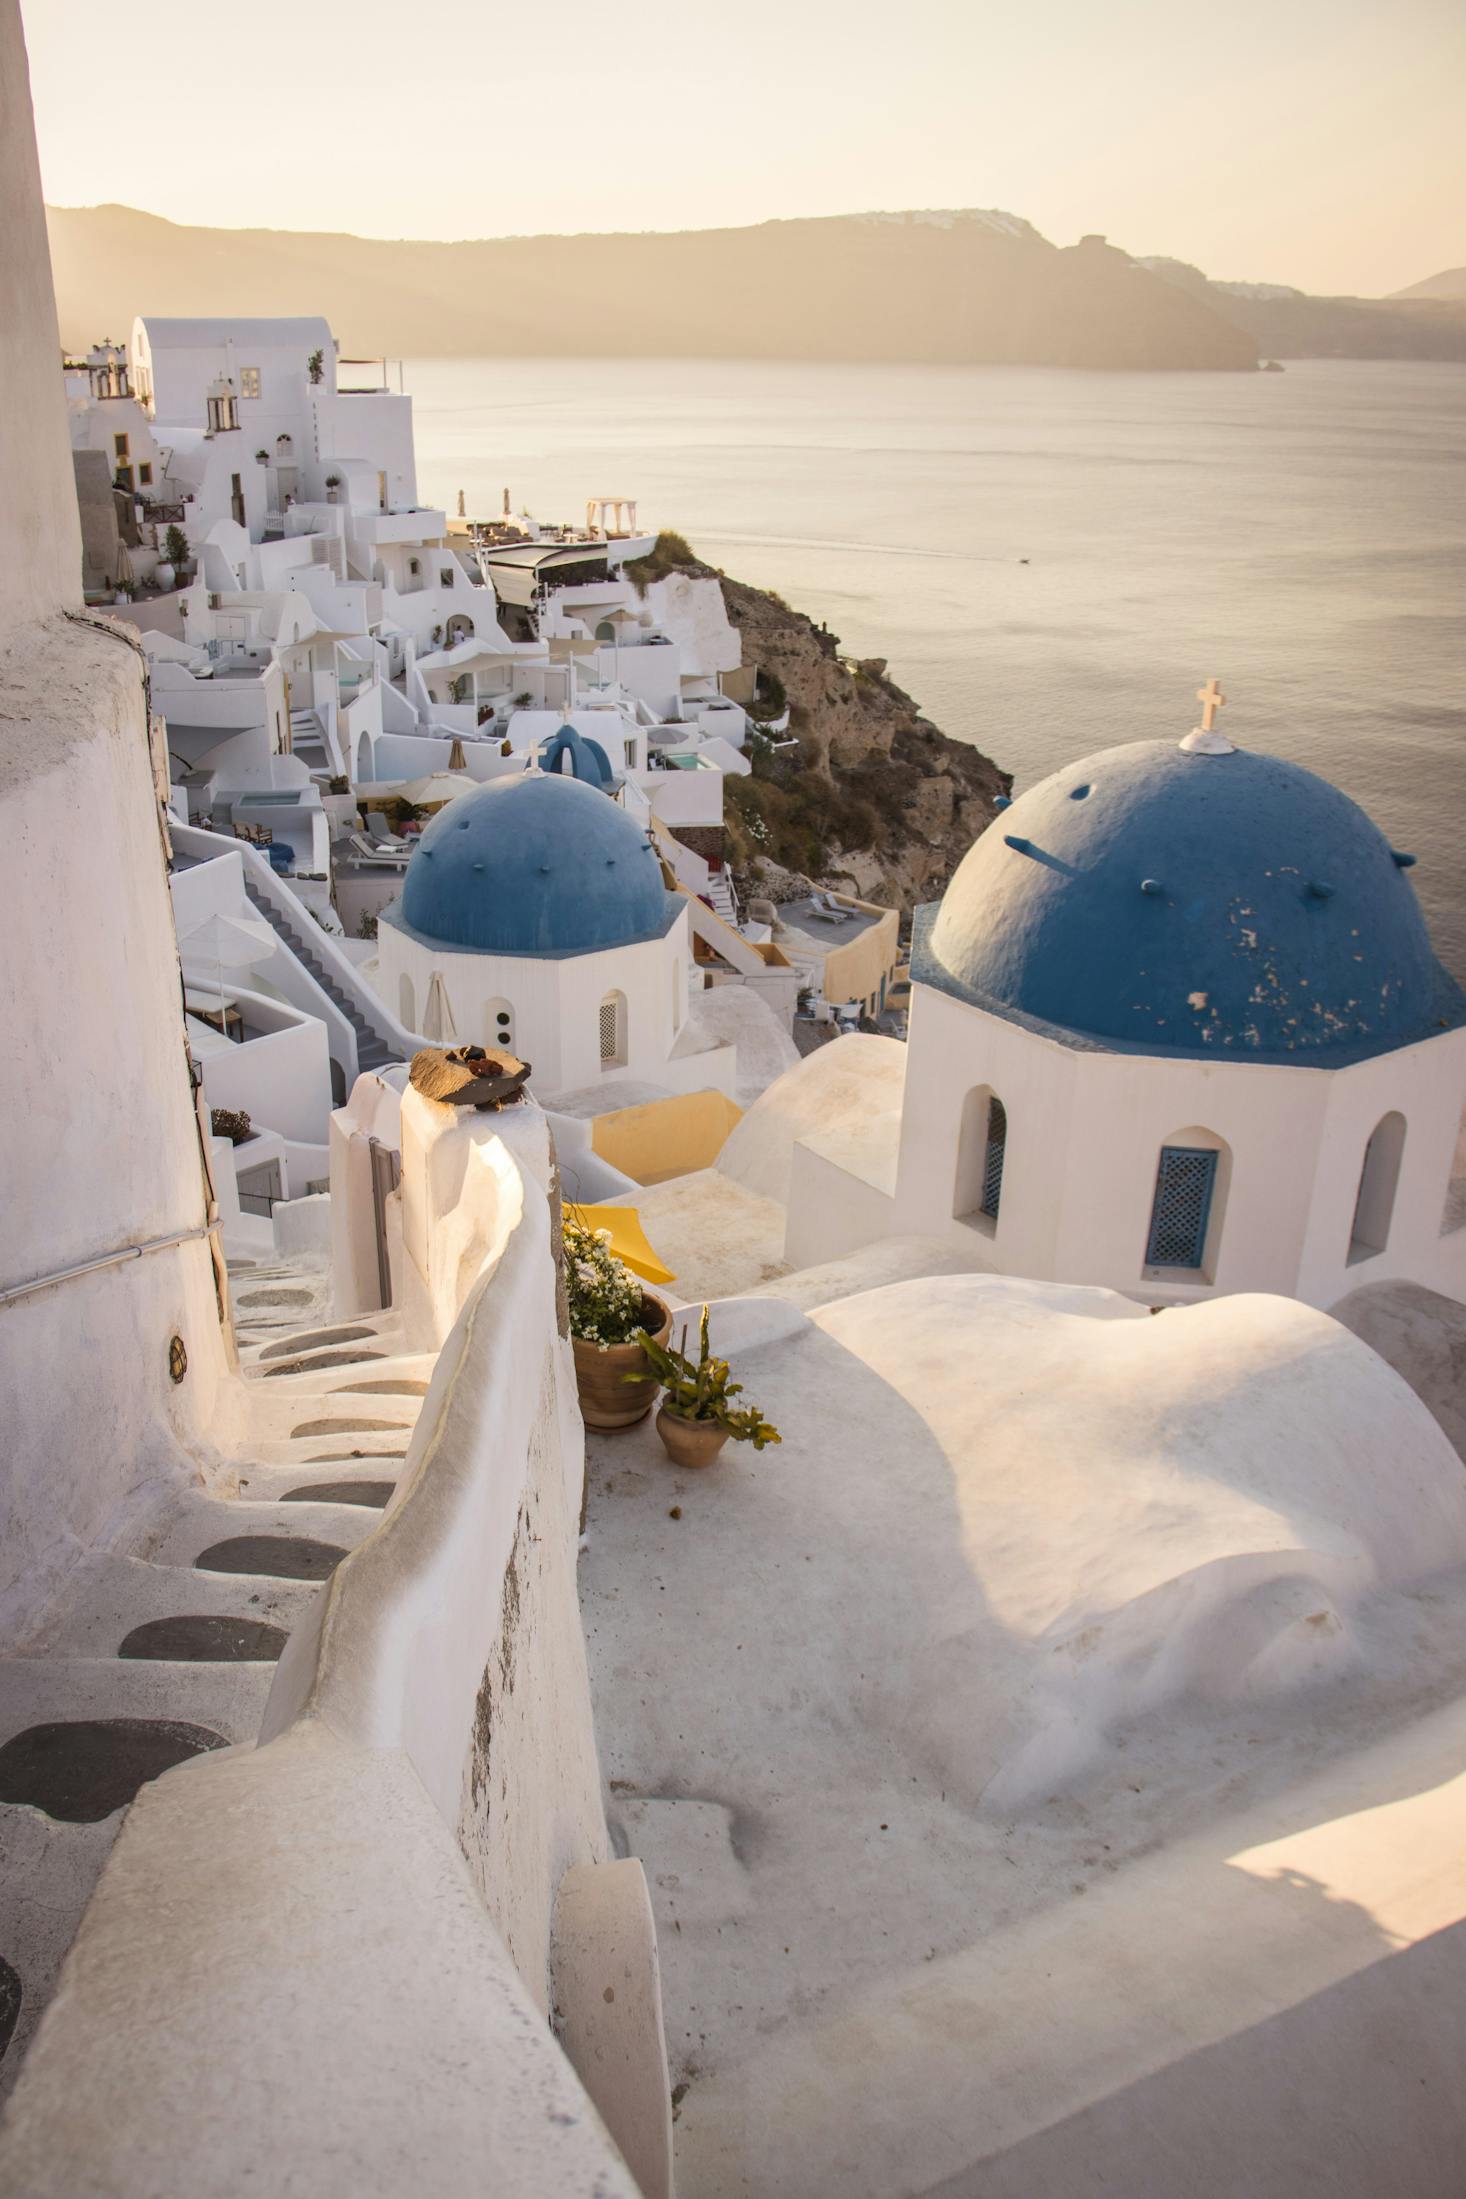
[[172, 824, 431, 1064]]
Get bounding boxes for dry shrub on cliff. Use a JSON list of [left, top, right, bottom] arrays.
[[623, 530, 709, 595]]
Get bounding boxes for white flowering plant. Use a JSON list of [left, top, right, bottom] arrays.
[[563, 1211, 652, 1347]]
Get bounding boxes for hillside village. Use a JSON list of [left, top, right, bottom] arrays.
[[6, 9, 1466, 2196]]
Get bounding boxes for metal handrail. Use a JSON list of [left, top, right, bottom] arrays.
[[0, 1224, 215, 1310]]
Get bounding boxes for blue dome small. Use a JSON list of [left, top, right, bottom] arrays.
[[541, 723, 614, 788], [921, 740, 1464, 1065], [393, 772, 672, 957]]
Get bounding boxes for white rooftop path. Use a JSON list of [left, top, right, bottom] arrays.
[[582, 1278, 1466, 2199], [0, 1256, 434, 2093], [625, 1035, 909, 1300], [682, 985, 800, 1109]]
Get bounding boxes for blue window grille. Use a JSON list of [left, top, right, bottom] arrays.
[[1146, 1146, 1218, 1268], [980, 1098, 1008, 1220]]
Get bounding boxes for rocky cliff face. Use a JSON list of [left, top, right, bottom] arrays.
[[669, 555, 1010, 913]]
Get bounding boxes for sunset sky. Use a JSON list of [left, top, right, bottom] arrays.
[[21, 0, 1464, 296]]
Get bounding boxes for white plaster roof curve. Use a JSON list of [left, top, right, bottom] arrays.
[[715, 1031, 906, 1205], [136, 316, 335, 352], [811, 1277, 1466, 1810]]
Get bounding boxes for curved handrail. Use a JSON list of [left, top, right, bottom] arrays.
[[172, 820, 432, 1058]]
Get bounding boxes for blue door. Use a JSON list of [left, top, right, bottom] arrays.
[[1146, 1146, 1218, 1268]]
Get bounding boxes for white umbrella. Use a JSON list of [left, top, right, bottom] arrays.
[[399, 772, 479, 808], [423, 971, 458, 1043], [178, 911, 276, 1016]]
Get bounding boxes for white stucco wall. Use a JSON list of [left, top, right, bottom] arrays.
[[0, 618, 236, 1644], [374, 904, 713, 1100], [0, 9, 234, 1645], [642, 573, 742, 679], [785, 981, 1466, 1310], [0, 3, 82, 635]]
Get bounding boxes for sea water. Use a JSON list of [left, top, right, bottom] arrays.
[[404, 356, 1466, 977]]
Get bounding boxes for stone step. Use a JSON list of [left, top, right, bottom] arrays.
[[259, 1347, 390, 1379], [9, 1553, 315, 1663], [136, 1489, 382, 1572], [236, 1345, 423, 1400], [0, 1809, 119, 2093], [237, 1431, 417, 1468], [194, 1536, 348, 1582], [281, 1480, 394, 1511], [0, 1660, 277, 2094], [0, 1657, 273, 1769], [229, 1457, 407, 1507]]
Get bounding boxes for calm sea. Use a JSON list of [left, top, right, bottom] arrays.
[[404, 357, 1466, 977]]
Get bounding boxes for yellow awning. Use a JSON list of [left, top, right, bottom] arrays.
[[563, 1203, 676, 1286]]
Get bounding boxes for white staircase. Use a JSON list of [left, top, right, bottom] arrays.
[[0, 1258, 435, 2095]]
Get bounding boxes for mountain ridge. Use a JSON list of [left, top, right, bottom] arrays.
[[44, 203, 1255, 370], [45, 202, 1466, 367], [1390, 265, 1466, 303]]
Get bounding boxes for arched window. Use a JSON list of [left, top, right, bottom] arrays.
[[953, 1087, 1008, 1232], [1348, 1111, 1406, 1265], [399, 973, 415, 1031], [485, 997, 515, 1054], [599, 989, 627, 1070], [1144, 1128, 1230, 1277], [595, 620, 617, 643]]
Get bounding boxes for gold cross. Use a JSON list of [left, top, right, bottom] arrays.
[[1196, 678, 1227, 734]]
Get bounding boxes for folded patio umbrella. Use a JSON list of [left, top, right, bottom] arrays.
[[563, 1203, 676, 1286]]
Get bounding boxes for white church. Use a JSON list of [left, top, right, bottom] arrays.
[[773, 685, 1466, 1312], [370, 749, 735, 1102]]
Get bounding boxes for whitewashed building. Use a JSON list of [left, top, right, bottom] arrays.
[[371, 764, 736, 1101], [782, 704, 1466, 1310]]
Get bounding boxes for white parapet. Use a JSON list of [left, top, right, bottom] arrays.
[[0, 1100, 671, 2196]]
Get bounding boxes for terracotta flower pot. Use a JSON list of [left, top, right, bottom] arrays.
[[655, 1407, 730, 1469], [572, 1294, 671, 1430]]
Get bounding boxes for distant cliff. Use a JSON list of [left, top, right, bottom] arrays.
[[1390, 266, 1466, 304], [46, 204, 1257, 371], [1138, 256, 1466, 361], [631, 539, 1009, 913]]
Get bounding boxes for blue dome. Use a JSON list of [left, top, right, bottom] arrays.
[[921, 740, 1464, 1065], [541, 723, 614, 788], [393, 773, 673, 957]]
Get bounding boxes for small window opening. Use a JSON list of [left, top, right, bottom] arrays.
[[1348, 1112, 1406, 1265], [599, 990, 626, 1069], [1146, 1146, 1219, 1269], [953, 1087, 1008, 1233]]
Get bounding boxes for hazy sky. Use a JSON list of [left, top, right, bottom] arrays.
[[22, 0, 1464, 295]]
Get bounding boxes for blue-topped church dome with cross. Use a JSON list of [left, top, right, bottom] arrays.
[[395, 770, 673, 957], [919, 682, 1466, 1066]]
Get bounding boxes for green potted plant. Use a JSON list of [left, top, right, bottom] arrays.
[[565, 1212, 671, 1429], [635, 1305, 781, 1468], [162, 522, 190, 586]]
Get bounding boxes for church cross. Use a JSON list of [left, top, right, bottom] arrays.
[[1196, 678, 1227, 734]]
